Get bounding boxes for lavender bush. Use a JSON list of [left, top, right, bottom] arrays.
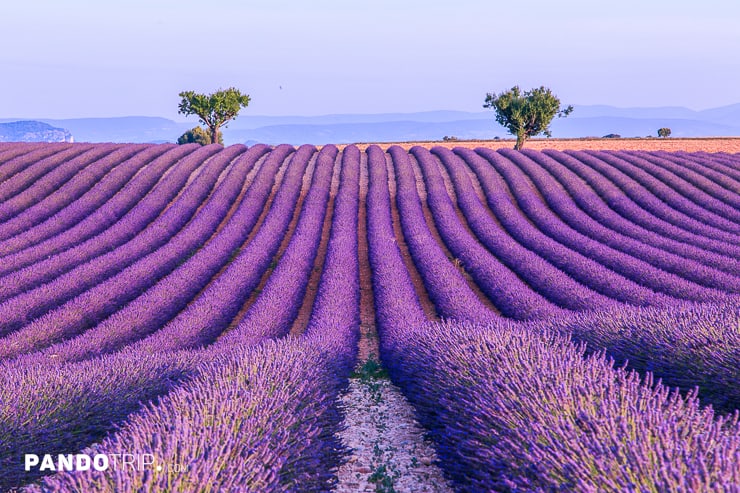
[[0, 145, 234, 340], [388, 145, 498, 322], [392, 320, 740, 491], [522, 149, 740, 278], [563, 150, 740, 244], [427, 146, 614, 312], [0, 144, 198, 268], [0, 144, 170, 253], [0, 144, 146, 242], [497, 148, 739, 295], [0, 144, 88, 204]]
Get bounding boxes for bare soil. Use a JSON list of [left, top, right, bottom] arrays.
[[339, 137, 740, 153], [333, 149, 453, 492]]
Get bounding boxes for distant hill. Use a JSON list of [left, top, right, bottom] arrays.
[[550, 104, 740, 138], [225, 110, 492, 130], [0, 121, 73, 143], [226, 119, 497, 145], [39, 117, 189, 144], [2, 104, 739, 144], [551, 116, 740, 139], [225, 104, 740, 144]]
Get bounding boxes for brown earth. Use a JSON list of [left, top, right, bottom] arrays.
[[339, 137, 740, 153]]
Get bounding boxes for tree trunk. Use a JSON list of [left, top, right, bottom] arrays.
[[515, 134, 526, 150], [210, 125, 220, 145]]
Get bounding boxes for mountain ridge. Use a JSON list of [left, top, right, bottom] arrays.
[[0, 121, 73, 143], [2, 103, 739, 144]]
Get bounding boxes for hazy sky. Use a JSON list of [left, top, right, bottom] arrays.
[[1, 0, 739, 119]]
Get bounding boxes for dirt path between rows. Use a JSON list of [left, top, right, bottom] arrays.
[[333, 148, 453, 493]]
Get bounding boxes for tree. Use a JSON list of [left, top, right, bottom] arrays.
[[177, 126, 223, 146], [178, 87, 251, 145], [483, 86, 573, 150], [658, 127, 672, 138]]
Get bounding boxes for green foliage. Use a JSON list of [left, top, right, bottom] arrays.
[[177, 126, 223, 146], [483, 86, 573, 150], [658, 127, 672, 138], [369, 463, 399, 493], [178, 87, 251, 145], [350, 355, 389, 381]]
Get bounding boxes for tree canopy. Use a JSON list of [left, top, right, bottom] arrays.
[[178, 87, 250, 145], [658, 127, 672, 138], [483, 86, 573, 150]]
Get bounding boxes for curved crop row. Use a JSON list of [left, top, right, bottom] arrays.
[[429, 146, 614, 312], [214, 145, 338, 348], [522, 149, 740, 277], [609, 150, 740, 226], [0, 144, 218, 299], [545, 148, 740, 260], [121, 142, 325, 354], [387, 145, 498, 322], [457, 147, 671, 305], [564, 150, 740, 244], [0, 144, 199, 272], [689, 152, 740, 181], [413, 146, 572, 315], [0, 145, 273, 361], [98, 143, 293, 355], [114, 144, 320, 353], [480, 148, 725, 302], [33, 145, 362, 493], [0, 145, 237, 341], [0, 144, 148, 241], [640, 151, 740, 211], [0, 144, 171, 253], [0, 144, 116, 221], [0, 143, 53, 175], [499, 148, 739, 295], [0, 144, 87, 203]]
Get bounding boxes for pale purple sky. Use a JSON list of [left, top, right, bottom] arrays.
[[1, 0, 739, 119]]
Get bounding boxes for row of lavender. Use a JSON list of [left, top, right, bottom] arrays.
[[1, 144, 360, 491], [0, 146, 298, 488], [1, 143, 738, 361], [368, 145, 740, 491], [1, 142, 740, 490], [29, 145, 360, 491], [1, 143, 272, 489]]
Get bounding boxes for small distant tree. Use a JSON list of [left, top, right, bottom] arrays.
[[177, 126, 223, 146], [658, 127, 672, 138], [483, 86, 573, 150], [178, 87, 251, 145]]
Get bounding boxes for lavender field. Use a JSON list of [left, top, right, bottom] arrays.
[[0, 141, 739, 491]]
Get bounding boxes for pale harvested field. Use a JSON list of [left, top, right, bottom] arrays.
[[341, 137, 740, 153]]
